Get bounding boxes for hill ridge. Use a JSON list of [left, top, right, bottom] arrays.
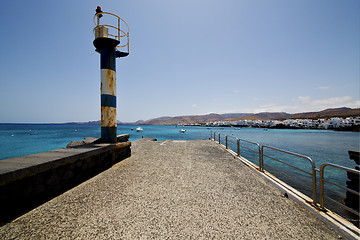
[[140, 107, 360, 125]]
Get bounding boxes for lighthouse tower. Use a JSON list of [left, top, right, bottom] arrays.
[[93, 6, 129, 143]]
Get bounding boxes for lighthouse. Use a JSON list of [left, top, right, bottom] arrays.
[[93, 6, 129, 143]]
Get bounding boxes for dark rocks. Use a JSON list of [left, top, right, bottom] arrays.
[[73, 134, 131, 145], [66, 137, 98, 148], [117, 134, 130, 142], [134, 137, 157, 142], [344, 150, 359, 225], [348, 151, 359, 165]]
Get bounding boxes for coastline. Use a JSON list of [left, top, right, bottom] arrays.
[[1, 122, 359, 132], [187, 124, 360, 132]]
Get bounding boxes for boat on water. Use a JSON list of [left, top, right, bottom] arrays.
[[179, 129, 186, 133], [136, 127, 143, 132]]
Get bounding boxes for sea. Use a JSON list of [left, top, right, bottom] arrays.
[[0, 123, 359, 221]]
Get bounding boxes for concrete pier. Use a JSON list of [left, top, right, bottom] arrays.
[[0, 139, 346, 239]]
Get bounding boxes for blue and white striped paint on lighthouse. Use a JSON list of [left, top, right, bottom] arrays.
[[94, 37, 120, 143], [100, 46, 117, 143]]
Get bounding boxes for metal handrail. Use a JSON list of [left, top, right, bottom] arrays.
[[226, 135, 236, 150], [238, 138, 262, 170], [212, 132, 261, 170], [93, 11, 130, 53], [227, 136, 259, 165], [320, 163, 360, 216], [210, 131, 360, 218], [262, 153, 313, 177], [261, 145, 317, 204], [263, 162, 314, 193]]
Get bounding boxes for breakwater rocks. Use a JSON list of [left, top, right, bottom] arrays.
[[345, 151, 359, 212], [0, 135, 131, 225]]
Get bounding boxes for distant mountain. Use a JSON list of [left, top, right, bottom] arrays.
[[224, 112, 291, 121], [222, 108, 360, 121], [67, 107, 359, 125], [141, 113, 251, 125], [289, 107, 360, 119], [219, 113, 250, 119], [142, 113, 225, 125], [139, 107, 360, 125]]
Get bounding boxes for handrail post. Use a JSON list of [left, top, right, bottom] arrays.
[[218, 134, 221, 144], [259, 145, 263, 172], [260, 146, 264, 172], [237, 139, 240, 156], [312, 166, 317, 205], [320, 165, 325, 208], [226, 136, 228, 149]]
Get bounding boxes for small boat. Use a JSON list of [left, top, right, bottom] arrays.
[[179, 129, 186, 133], [136, 127, 143, 132]]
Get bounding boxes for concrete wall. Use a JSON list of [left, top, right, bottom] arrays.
[[0, 136, 131, 224]]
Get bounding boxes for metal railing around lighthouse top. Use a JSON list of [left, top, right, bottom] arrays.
[[94, 11, 130, 54]]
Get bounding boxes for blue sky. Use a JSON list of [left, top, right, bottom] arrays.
[[0, 0, 359, 123]]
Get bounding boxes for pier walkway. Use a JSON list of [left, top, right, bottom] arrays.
[[0, 139, 342, 239]]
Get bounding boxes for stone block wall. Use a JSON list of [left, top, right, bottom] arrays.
[[0, 138, 131, 225]]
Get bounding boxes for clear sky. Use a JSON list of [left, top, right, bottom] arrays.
[[0, 0, 359, 123]]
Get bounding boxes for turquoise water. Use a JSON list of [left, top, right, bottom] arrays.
[[0, 124, 359, 218], [217, 127, 359, 169], [216, 128, 359, 198], [1, 124, 358, 167], [0, 124, 214, 160]]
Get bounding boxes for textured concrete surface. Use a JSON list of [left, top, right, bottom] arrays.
[[0, 139, 342, 239]]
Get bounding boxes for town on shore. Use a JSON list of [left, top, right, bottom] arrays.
[[190, 117, 360, 131], [77, 107, 360, 131]]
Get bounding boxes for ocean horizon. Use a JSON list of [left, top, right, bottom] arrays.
[[1, 123, 359, 163]]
